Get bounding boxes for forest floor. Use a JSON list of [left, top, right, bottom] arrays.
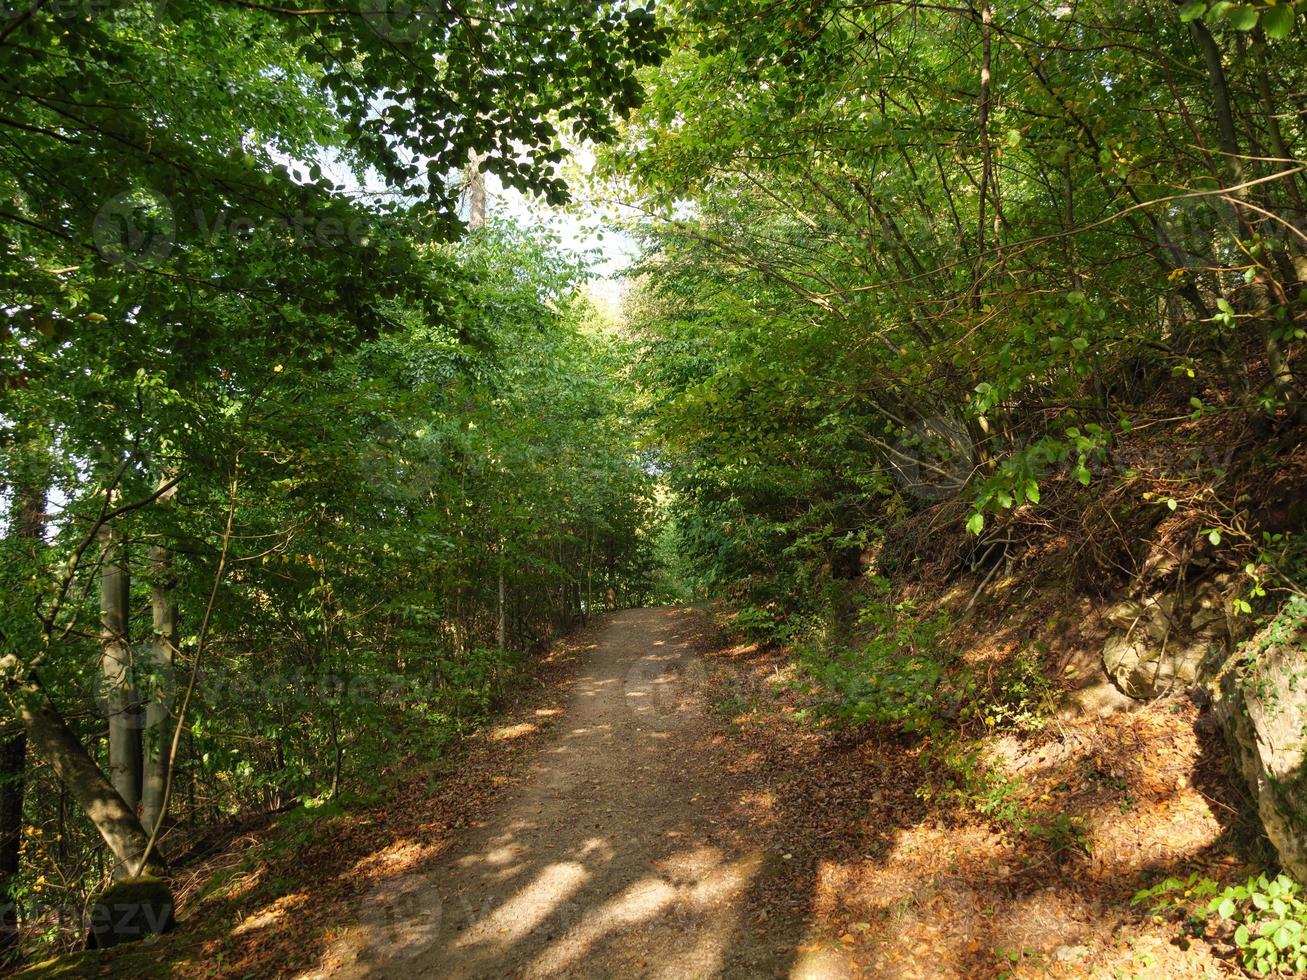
[[19, 604, 1253, 978], [305, 606, 1254, 980], [307, 603, 1253, 979]]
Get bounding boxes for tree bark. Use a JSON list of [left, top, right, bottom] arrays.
[[1, 474, 45, 955], [971, 0, 994, 311], [140, 480, 178, 839], [496, 558, 506, 651], [17, 681, 159, 877], [467, 151, 487, 231], [99, 522, 141, 823], [0, 733, 24, 960], [1190, 18, 1299, 407]]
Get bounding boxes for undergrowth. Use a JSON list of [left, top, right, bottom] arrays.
[[732, 587, 1076, 850], [1134, 871, 1307, 975]]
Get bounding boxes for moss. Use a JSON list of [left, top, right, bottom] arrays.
[[15, 945, 177, 980], [85, 875, 174, 950]]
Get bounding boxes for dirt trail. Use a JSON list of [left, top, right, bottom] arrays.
[[318, 607, 839, 979]]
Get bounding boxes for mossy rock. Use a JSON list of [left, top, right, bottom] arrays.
[[85, 876, 175, 949]]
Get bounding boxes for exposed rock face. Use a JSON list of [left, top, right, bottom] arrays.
[[1213, 600, 1307, 881], [1101, 576, 1232, 699]]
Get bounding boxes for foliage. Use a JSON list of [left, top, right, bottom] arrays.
[[948, 646, 1058, 735], [1134, 871, 1307, 975], [0, 0, 669, 941], [1, 216, 660, 952], [796, 599, 951, 730], [613, 0, 1307, 611]]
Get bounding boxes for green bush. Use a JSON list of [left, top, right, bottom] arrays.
[[796, 600, 951, 731], [1133, 871, 1307, 975], [945, 644, 1057, 734], [731, 604, 790, 645], [438, 646, 523, 719]]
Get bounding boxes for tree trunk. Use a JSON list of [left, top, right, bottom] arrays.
[[467, 151, 487, 230], [99, 523, 141, 822], [17, 681, 160, 877], [0, 733, 24, 961], [140, 504, 178, 839], [1190, 18, 1299, 409], [1, 474, 46, 955], [496, 557, 506, 652]]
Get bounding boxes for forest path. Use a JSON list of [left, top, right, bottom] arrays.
[[321, 607, 835, 980]]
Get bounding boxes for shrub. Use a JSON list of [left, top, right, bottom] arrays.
[[1133, 872, 1307, 975]]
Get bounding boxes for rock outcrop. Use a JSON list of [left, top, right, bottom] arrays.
[[1212, 599, 1307, 880], [1101, 575, 1232, 699]]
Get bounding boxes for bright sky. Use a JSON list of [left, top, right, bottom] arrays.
[[316, 144, 639, 321], [491, 164, 639, 319]]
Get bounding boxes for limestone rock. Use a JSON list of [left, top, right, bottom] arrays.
[[1213, 600, 1307, 881], [1101, 577, 1232, 699]]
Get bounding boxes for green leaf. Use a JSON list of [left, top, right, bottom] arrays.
[[1209, 529, 1222, 546], [966, 512, 985, 535], [1227, 4, 1260, 30], [1179, 0, 1208, 21], [1218, 896, 1237, 918], [1262, 4, 1295, 38]]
